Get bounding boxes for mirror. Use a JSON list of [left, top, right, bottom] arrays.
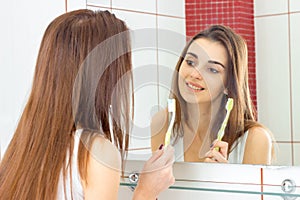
[[89, 0, 299, 167], [94, 1, 299, 167], [0, 0, 299, 169]]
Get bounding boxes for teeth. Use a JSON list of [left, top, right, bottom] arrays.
[[187, 83, 203, 90]]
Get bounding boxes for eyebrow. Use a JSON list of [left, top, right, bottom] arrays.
[[186, 52, 225, 68], [208, 60, 225, 68], [186, 52, 198, 58]]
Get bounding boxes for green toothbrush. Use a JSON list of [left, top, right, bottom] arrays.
[[214, 98, 234, 151]]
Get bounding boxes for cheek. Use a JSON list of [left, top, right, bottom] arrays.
[[177, 65, 187, 84], [178, 65, 187, 77], [177, 73, 185, 92], [205, 75, 226, 94]]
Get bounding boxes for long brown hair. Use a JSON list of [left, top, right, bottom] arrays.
[[170, 25, 264, 154], [0, 9, 133, 199]]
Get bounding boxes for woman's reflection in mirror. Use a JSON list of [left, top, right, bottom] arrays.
[[151, 25, 274, 165]]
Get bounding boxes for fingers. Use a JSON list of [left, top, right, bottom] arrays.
[[205, 149, 228, 163], [158, 145, 175, 165], [143, 145, 175, 173], [211, 140, 228, 159], [147, 146, 164, 163], [203, 140, 229, 163]]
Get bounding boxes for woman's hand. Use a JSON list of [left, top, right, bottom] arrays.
[[202, 140, 228, 163], [133, 145, 175, 200]]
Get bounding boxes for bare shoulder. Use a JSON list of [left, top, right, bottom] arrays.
[[151, 108, 168, 132], [243, 126, 273, 164], [247, 126, 272, 145], [151, 108, 168, 151], [84, 136, 121, 199], [89, 136, 121, 171]]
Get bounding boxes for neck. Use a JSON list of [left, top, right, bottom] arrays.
[[182, 95, 226, 161], [185, 100, 222, 138]]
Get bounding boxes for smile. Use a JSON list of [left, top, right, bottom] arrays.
[[186, 82, 205, 91]]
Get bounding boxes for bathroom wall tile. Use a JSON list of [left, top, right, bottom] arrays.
[[255, 15, 291, 141], [290, 13, 300, 142], [132, 47, 157, 69], [112, 0, 156, 14], [157, 51, 179, 108], [290, 0, 300, 12], [129, 50, 158, 153], [67, 0, 86, 11], [131, 69, 158, 131], [157, 0, 185, 17], [157, 16, 186, 74], [87, 0, 111, 8], [0, 0, 65, 155], [263, 166, 300, 197], [157, 16, 186, 107], [273, 143, 292, 166], [294, 144, 300, 166], [157, 16, 186, 37], [127, 28, 157, 83], [127, 15, 158, 152], [126, 148, 152, 161], [254, 0, 288, 16], [86, 5, 110, 12], [112, 10, 156, 30]]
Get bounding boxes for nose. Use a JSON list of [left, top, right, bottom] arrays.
[[190, 67, 203, 80]]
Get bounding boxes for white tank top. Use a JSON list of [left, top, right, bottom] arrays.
[[228, 131, 249, 163], [56, 129, 84, 200]]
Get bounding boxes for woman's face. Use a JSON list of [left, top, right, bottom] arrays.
[[178, 38, 228, 104]]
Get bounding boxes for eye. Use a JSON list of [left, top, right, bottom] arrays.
[[207, 66, 219, 74], [185, 59, 196, 67]]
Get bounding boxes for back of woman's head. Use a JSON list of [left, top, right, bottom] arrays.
[[71, 9, 133, 162], [0, 9, 132, 200], [36, 9, 131, 124]]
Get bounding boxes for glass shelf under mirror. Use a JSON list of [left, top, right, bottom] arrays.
[[119, 160, 300, 199], [120, 181, 300, 199]]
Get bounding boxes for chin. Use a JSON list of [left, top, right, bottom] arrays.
[[180, 93, 201, 104]]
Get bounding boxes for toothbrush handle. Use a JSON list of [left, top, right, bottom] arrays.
[[164, 130, 171, 146], [214, 131, 224, 151], [214, 146, 220, 151]]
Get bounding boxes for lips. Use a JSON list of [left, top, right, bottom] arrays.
[[186, 81, 205, 91]]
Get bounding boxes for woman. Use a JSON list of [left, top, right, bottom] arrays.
[[0, 9, 174, 199], [151, 25, 273, 164]]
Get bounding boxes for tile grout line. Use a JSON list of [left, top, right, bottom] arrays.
[[156, 0, 160, 111], [86, 4, 185, 19], [65, 0, 68, 12], [287, 0, 295, 166]]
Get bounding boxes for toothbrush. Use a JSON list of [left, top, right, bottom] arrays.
[[214, 98, 234, 151], [164, 98, 176, 147]]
